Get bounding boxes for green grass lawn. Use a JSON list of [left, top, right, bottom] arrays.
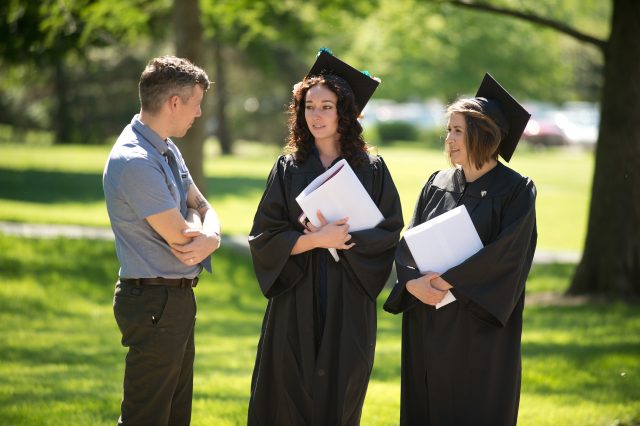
[[0, 235, 638, 425], [0, 141, 592, 251], [1, 140, 635, 425]]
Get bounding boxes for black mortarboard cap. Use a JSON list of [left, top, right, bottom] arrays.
[[474, 73, 531, 162], [307, 48, 380, 113]]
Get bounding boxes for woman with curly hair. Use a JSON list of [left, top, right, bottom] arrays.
[[247, 50, 404, 425]]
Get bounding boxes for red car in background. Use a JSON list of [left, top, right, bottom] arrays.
[[522, 104, 570, 146]]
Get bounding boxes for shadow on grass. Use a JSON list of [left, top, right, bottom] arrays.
[[522, 339, 640, 406], [0, 295, 85, 321], [0, 169, 266, 205], [197, 315, 263, 339], [0, 168, 104, 203], [525, 262, 577, 297], [0, 341, 122, 368], [0, 237, 118, 306], [370, 351, 402, 383], [193, 390, 250, 404], [207, 175, 266, 198], [528, 262, 575, 279], [522, 302, 640, 407]]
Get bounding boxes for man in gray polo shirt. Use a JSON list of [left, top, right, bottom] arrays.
[[103, 56, 221, 426]]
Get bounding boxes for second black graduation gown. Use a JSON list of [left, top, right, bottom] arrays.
[[384, 162, 537, 426], [248, 153, 403, 426]]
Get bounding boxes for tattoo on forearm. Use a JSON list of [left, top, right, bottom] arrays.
[[195, 195, 209, 213]]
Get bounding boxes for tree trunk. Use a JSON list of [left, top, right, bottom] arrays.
[[53, 60, 72, 144], [213, 35, 233, 155], [568, 0, 640, 298], [173, 0, 208, 195]]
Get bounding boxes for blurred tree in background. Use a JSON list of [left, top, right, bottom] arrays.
[[0, 0, 171, 144], [421, 0, 639, 301], [198, 0, 376, 155], [199, 0, 316, 155], [3, 0, 637, 298], [173, 0, 207, 193], [0, 0, 605, 147], [345, 1, 575, 102]]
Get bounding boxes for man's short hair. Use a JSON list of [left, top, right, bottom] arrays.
[[139, 56, 210, 114]]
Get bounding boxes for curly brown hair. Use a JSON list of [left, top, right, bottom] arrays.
[[446, 98, 503, 170], [284, 74, 369, 168]]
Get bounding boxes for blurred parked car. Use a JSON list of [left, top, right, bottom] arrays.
[[360, 99, 600, 148], [554, 102, 599, 146], [361, 99, 445, 131], [522, 101, 600, 147], [522, 103, 570, 146]]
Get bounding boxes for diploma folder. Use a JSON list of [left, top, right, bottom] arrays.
[[403, 205, 483, 308], [296, 158, 384, 261]]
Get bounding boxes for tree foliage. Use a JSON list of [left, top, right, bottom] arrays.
[[1, 0, 609, 145], [5, 0, 635, 301], [426, 0, 639, 299], [339, 0, 607, 103], [0, 0, 170, 143]]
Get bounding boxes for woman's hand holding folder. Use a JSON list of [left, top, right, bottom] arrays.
[[303, 210, 355, 250], [406, 272, 453, 306], [291, 210, 355, 257]]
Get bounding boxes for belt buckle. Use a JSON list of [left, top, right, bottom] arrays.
[[180, 277, 198, 288]]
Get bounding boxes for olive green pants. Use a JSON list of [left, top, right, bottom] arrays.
[[113, 281, 197, 426]]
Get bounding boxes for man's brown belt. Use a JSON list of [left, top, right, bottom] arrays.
[[120, 277, 199, 288]]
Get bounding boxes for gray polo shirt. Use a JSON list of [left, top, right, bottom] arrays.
[[103, 115, 201, 278]]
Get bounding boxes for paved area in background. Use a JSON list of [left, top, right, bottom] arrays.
[[0, 221, 580, 264], [1, 221, 589, 306], [0, 221, 250, 254]]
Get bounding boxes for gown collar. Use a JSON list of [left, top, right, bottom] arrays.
[[445, 162, 507, 198]]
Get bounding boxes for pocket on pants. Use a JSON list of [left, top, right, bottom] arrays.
[[113, 282, 169, 349]]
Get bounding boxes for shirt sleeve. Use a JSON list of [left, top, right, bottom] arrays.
[[119, 157, 178, 219]]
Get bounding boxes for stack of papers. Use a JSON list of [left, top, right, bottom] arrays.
[[296, 159, 384, 261], [403, 205, 483, 308]]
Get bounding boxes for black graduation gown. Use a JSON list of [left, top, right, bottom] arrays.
[[384, 162, 537, 426], [248, 153, 404, 426]]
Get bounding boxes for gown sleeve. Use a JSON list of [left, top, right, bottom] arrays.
[[442, 177, 537, 326], [383, 173, 436, 314], [340, 157, 404, 300], [248, 156, 308, 298]]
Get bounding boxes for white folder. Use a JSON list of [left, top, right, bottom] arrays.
[[296, 159, 384, 261], [403, 205, 483, 308]]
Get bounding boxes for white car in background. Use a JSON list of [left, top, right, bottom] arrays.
[[523, 101, 599, 147], [555, 102, 600, 146]]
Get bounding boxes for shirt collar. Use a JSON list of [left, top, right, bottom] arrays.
[[131, 114, 170, 155]]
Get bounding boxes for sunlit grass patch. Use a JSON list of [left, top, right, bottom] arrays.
[[0, 142, 592, 250]]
